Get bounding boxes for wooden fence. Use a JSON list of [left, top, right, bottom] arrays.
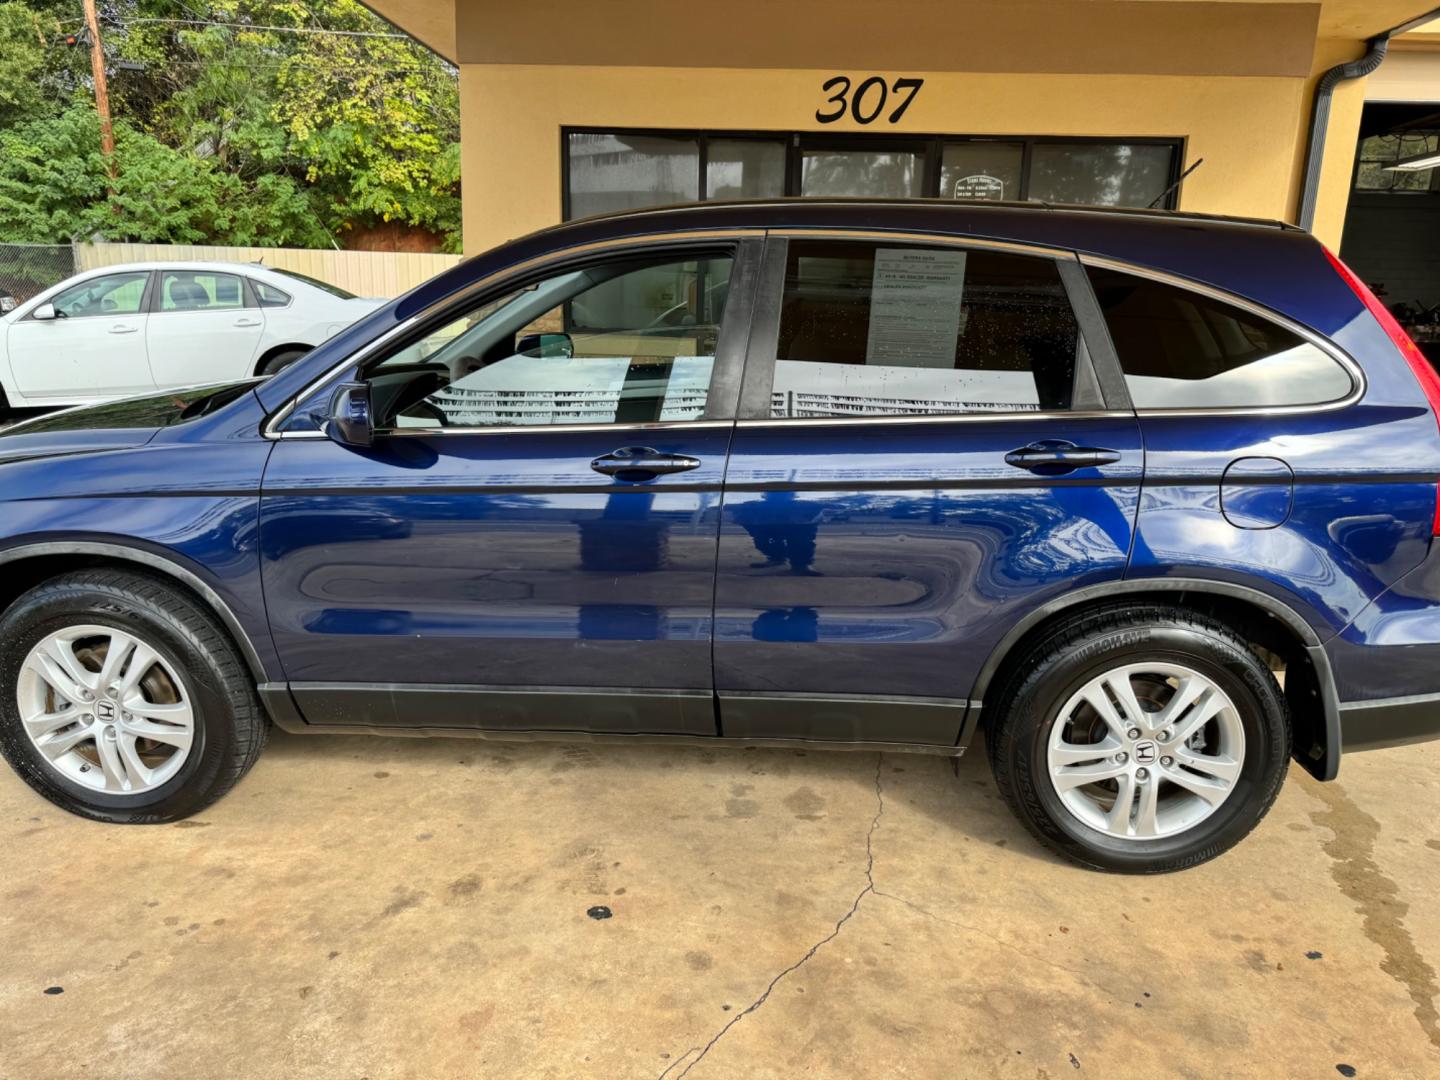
[[75, 243, 462, 299]]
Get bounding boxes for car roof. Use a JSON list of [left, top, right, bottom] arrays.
[[565, 196, 1297, 234], [73, 261, 290, 277]]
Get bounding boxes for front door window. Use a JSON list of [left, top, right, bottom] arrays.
[[369, 254, 734, 429]]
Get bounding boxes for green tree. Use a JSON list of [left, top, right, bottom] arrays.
[[0, 0, 462, 250]]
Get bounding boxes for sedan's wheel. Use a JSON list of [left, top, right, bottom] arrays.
[[987, 604, 1290, 873], [1046, 662, 1244, 840], [19, 625, 196, 795], [0, 569, 267, 822], [259, 348, 308, 377]]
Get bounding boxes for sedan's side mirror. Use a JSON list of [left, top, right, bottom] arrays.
[[31, 302, 56, 321], [516, 332, 573, 358], [325, 382, 374, 448]]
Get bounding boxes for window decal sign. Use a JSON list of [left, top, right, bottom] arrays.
[[864, 248, 968, 369], [953, 174, 1006, 200]]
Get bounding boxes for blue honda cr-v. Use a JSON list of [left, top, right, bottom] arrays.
[[3, 199, 1438, 872]]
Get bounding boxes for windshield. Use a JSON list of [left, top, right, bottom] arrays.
[[273, 269, 356, 300]]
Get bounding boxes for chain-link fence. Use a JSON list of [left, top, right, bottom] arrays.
[[0, 243, 78, 308]]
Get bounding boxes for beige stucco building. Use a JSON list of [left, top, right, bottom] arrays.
[[365, 1, 1439, 260]]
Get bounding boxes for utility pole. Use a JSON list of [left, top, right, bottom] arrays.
[[79, 0, 115, 175]]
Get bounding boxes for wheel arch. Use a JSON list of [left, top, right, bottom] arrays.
[[253, 342, 314, 377], [965, 578, 1341, 781], [0, 542, 270, 688]]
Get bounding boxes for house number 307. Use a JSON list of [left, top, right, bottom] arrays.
[[815, 76, 924, 125]]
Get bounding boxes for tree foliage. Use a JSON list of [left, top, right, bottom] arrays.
[[0, 0, 461, 249]]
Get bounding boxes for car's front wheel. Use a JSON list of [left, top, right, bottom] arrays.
[[0, 569, 267, 822], [986, 604, 1290, 873]]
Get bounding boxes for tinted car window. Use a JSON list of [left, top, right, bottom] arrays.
[[369, 254, 733, 429], [160, 271, 247, 312], [773, 242, 1079, 418], [48, 272, 148, 319], [1087, 267, 1355, 409], [254, 281, 292, 307]]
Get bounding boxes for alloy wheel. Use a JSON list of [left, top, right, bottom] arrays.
[[1045, 662, 1245, 840], [17, 625, 195, 795]]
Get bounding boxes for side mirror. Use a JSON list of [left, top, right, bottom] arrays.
[[325, 382, 373, 448], [516, 331, 573, 358], [31, 302, 56, 321]]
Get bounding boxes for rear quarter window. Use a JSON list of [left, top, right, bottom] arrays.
[[1086, 267, 1355, 410]]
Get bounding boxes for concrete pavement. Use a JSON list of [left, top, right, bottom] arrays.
[[1, 730, 1438, 1078]]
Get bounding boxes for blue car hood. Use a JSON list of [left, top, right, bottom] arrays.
[[0, 383, 258, 465]]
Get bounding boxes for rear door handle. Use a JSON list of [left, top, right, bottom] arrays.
[[591, 446, 702, 481], [109, 324, 138, 335], [234, 318, 262, 328], [1005, 440, 1122, 475]]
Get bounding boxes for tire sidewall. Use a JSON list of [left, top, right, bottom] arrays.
[[1010, 623, 1288, 872], [0, 585, 236, 821]]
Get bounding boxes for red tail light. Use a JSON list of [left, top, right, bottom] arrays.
[[1324, 246, 1440, 536]]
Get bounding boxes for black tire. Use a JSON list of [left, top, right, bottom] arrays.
[[0, 569, 267, 823], [986, 603, 1290, 874], [258, 348, 309, 377]]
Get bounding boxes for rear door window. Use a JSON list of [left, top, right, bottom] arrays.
[[771, 241, 1081, 417], [1086, 266, 1355, 410]]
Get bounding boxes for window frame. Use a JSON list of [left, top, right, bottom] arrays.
[[268, 234, 765, 439], [561, 128, 1187, 219], [1076, 254, 1366, 417], [735, 232, 1122, 425]]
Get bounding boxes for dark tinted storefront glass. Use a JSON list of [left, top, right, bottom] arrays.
[[1028, 143, 1173, 207], [800, 149, 924, 198], [706, 139, 787, 199], [566, 133, 699, 218], [940, 142, 1024, 201]]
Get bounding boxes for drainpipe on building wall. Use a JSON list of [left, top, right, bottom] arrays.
[[1298, 7, 1440, 232]]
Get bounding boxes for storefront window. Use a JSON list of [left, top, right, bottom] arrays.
[[940, 142, 1024, 201], [706, 139, 787, 199], [563, 130, 1181, 217], [566, 133, 699, 219], [800, 148, 925, 198], [1027, 143, 1174, 207]]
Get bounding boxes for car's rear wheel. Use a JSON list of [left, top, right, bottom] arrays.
[[258, 348, 309, 377], [0, 569, 267, 822], [986, 604, 1290, 873]]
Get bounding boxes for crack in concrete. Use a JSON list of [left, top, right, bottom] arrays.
[[870, 886, 1123, 1000], [656, 755, 885, 1080], [1307, 775, 1440, 1052]]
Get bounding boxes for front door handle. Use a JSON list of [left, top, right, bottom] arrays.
[[1005, 440, 1121, 475], [591, 446, 701, 481], [109, 324, 138, 335]]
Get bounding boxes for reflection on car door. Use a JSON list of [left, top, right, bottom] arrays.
[[145, 270, 266, 388], [714, 237, 1142, 745], [6, 271, 154, 403], [259, 242, 759, 735]]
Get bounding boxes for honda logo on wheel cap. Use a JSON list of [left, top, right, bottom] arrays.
[[1133, 740, 1157, 765], [95, 700, 115, 721]]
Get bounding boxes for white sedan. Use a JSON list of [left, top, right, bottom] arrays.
[[0, 262, 385, 411]]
